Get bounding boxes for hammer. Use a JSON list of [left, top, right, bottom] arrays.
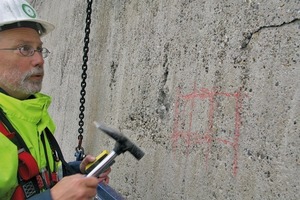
[[86, 121, 145, 178]]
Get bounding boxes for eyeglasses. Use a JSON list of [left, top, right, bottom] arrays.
[[0, 45, 50, 58]]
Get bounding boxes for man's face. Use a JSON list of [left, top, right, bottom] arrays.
[[0, 27, 44, 99]]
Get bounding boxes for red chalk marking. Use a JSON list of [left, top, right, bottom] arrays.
[[171, 86, 245, 176]]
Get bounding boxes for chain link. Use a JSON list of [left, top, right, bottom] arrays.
[[76, 0, 93, 160]]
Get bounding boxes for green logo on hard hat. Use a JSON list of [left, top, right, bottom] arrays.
[[22, 4, 36, 18]]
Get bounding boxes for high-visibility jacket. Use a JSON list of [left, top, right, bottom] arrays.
[[0, 92, 56, 199]]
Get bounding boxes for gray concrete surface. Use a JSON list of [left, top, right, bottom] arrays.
[[30, 0, 299, 199]]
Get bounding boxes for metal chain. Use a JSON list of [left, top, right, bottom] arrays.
[[75, 0, 93, 161]]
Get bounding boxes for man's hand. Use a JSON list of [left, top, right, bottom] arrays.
[[50, 174, 98, 200], [80, 154, 111, 184]]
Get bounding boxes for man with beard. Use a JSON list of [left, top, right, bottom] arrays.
[[0, 0, 110, 199]]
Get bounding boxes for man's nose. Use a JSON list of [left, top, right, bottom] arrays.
[[31, 51, 45, 66]]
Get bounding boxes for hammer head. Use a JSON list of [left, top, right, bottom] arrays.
[[94, 121, 145, 160]]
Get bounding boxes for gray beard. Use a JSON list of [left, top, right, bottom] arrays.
[[0, 67, 43, 96]]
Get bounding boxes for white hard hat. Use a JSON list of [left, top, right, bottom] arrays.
[[0, 0, 55, 36]]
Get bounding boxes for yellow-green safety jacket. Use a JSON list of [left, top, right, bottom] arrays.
[[0, 92, 56, 199]]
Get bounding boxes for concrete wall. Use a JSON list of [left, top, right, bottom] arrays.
[[30, 0, 299, 199]]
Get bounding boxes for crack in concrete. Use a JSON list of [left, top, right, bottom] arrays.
[[241, 18, 300, 49], [157, 53, 170, 119], [109, 61, 118, 88]]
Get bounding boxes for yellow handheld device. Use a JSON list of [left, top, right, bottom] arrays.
[[85, 150, 114, 174]]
